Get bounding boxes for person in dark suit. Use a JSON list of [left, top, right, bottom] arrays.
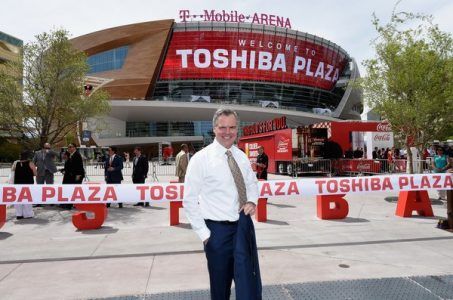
[[345, 148, 354, 159], [372, 147, 379, 159], [105, 146, 123, 208], [255, 146, 269, 180], [33, 143, 58, 184], [132, 146, 149, 207], [62, 144, 85, 184], [61, 143, 85, 209]]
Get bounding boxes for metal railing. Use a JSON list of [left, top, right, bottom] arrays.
[[0, 158, 436, 180], [0, 158, 176, 181], [150, 158, 176, 181], [0, 163, 12, 178], [291, 159, 332, 177], [337, 159, 433, 176]]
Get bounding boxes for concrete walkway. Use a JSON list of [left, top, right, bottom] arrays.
[[0, 174, 452, 299]]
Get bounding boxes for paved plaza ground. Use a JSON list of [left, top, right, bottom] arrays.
[[0, 174, 452, 299]]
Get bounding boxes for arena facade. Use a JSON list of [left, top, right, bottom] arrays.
[[70, 18, 362, 153], [0, 31, 22, 74]]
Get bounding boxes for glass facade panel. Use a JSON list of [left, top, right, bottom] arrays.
[[0, 31, 23, 47], [152, 80, 345, 112], [126, 120, 253, 145], [87, 46, 128, 74]]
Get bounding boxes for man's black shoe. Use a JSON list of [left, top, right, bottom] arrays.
[[133, 203, 144, 207]]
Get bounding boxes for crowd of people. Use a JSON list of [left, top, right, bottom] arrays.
[[8, 143, 157, 215]]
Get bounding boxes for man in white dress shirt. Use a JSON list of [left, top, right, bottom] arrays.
[[183, 108, 262, 300]]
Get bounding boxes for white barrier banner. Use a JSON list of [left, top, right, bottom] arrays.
[[1, 173, 451, 204]]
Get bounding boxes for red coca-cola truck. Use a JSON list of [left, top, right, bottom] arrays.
[[238, 117, 393, 175]]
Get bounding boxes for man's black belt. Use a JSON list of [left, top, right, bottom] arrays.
[[205, 219, 238, 225]]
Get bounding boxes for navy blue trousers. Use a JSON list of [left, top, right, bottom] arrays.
[[204, 212, 262, 300]]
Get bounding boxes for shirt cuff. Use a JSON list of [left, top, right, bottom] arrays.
[[196, 226, 211, 242], [246, 199, 258, 205]]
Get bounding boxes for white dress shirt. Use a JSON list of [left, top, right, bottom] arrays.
[[183, 139, 259, 241]]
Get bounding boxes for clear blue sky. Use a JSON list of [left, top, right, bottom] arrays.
[[2, 0, 452, 74]]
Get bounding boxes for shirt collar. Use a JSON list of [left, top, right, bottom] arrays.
[[212, 139, 237, 158]]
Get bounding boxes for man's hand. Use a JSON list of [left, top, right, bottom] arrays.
[[240, 202, 256, 216], [75, 175, 81, 181]]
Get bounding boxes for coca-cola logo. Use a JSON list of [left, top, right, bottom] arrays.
[[357, 163, 371, 171], [277, 138, 289, 153], [377, 123, 391, 132], [374, 133, 391, 141]]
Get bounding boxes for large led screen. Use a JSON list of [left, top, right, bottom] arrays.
[[159, 31, 348, 91]]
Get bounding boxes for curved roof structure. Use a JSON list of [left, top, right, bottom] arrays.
[[70, 20, 362, 147]]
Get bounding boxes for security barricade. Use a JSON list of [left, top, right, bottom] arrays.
[[0, 158, 435, 180], [292, 158, 332, 177], [0, 160, 174, 182], [339, 159, 382, 176], [83, 162, 134, 177], [338, 159, 432, 176], [0, 163, 11, 178], [150, 158, 176, 181]]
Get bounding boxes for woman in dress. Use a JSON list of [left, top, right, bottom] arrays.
[[12, 150, 37, 219]]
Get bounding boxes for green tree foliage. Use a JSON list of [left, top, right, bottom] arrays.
[[362, 6, 453, 173], [0, 29, 110, 150], [0, 138, 22, 162]]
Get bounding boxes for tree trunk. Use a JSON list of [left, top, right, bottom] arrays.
[[406, 143, 414, 174], [39, 133, 48, 149], [415, 145, 424, 173]]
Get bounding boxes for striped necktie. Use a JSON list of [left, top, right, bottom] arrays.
[[225, 150, 247, 207]]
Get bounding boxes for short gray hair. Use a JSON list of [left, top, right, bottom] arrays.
[[212, 107, 239, 127]]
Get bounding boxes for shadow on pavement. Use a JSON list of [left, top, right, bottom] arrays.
[[146, 206, 166, 210], [265, 219, 289, 226], [0, 232, 13, 240], [331, 217, 370, 223], [411, 215, 445, 220], [174, 223, 192, 230], [384, 196, 444, 205], [268, 202, 296, 208], [13, 217, 50, 225], [77, 226, 119, 234]]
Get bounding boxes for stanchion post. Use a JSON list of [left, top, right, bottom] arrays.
[[169, 180, 183, 226], [255, 197, 268, 222], [255, 179, 268, 222], [0, 205, 6, 230], [170, 201, 184, 226]]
